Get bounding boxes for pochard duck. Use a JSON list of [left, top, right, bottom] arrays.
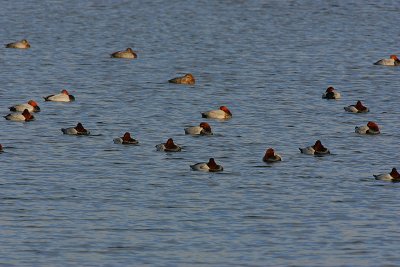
[[0, 144, 3, 152], [156, 138, 182, 152], [111, 48, 137, 59], [355, 121, 380, 135], [344, 100, 369, 113], [201, 106, 232, 120], [4, 109, 34, 121], [299, 140, 330, 155], [168, 73, 195, 85], [374, 55, 400, 66], [5, 39, 30, 49], [113, 132, 139, 145], [263, 148, 282, 162], [373, 168, 400, 182], [190, 158, 223, 172], [322, 86, 341, 99], [61, 122, 90, 135], [9, 100, 40, 112], [184, 122, 213, 135], [44, 89, 75, 102]]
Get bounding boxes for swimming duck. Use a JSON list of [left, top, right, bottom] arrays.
[[373, 168, 400, 182], [299, 140, 330, 155], [201, 106, 232, 120], [0, 144, 3, 152], [44, 89, 75, 102], [263, 148, 282, 162], [344, 100, 369, 113], [156, 138, 182, 152], [190, 158, 223, 172], [61, 122, 90, 135], [9, 100, 40, 112], [168, 73, 195, 85], [110, 48, 137, 59], [5, 39, 30, 49], [374, 55, 400, 66], [322, 86, 341, 99], [4, 109, 34, 121], [113, 132, 139, 145], [355, 121, 380, 135], [184, 122, 213, 135]]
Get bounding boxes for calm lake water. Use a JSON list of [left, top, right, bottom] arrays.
[[1, 1, 400, 266]]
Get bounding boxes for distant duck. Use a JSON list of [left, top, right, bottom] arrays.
[[355, 121, 380, 135], [190, 158, 223, 172], [4, 109, 34, 121], [61, 122, 90, 135], [373, 168, 400, 182], [156, 138, 182, 152], [299, 140, 330, 155], [168, 73, 195, 85], [263, 148, 282, 163], [201, 106, 232, 120], [44, 89, 75, 102], [113, 132, 139, 145], [344, 100, 369, 113], [110, 48, 137, 59], [184, 122, 213, 135], [374, 55, 400, 66], [5, 39, 30, 49], [322, 86, 341, 99], [0, 144, 3, 152], [9, 100, 40, 112]]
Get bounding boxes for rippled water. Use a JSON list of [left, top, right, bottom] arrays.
[[1, 1, 400, 266]]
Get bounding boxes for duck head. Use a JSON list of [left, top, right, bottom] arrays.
[[367, 121, 379, 132], [220, 106, 232, 116]]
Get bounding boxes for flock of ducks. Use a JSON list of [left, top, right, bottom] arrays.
[[2, 39, 399, 179]]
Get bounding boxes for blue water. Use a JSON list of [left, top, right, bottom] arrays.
[[1, 1, 400, 266]]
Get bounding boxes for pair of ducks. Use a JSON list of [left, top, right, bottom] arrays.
[[4, 90, 75, 122]]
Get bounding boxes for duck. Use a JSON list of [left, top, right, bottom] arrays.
[[355, 121, 380, 135], [5, 39, 30, 49], [0, 144, 3, 152], [344, 100, 369, 113], [61, 122, 90, 135], [156, 138, 182, 152], [4, 109, 35, 121], [322, 86, 341, 99], [110, 48, 137, 59], [9, 100, 40, 112], [201, 106, 232, 120], [184, 122, 213, 135], [168, 73, 195, 85], [373, 55, 400, 66], [263, 148, 282, 162], [44, 89, 75, 102], [113, 132, 139, 145], [373, 168, 400, 182], [190, 158, 223, 172], [299, 140, 330, 155]]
